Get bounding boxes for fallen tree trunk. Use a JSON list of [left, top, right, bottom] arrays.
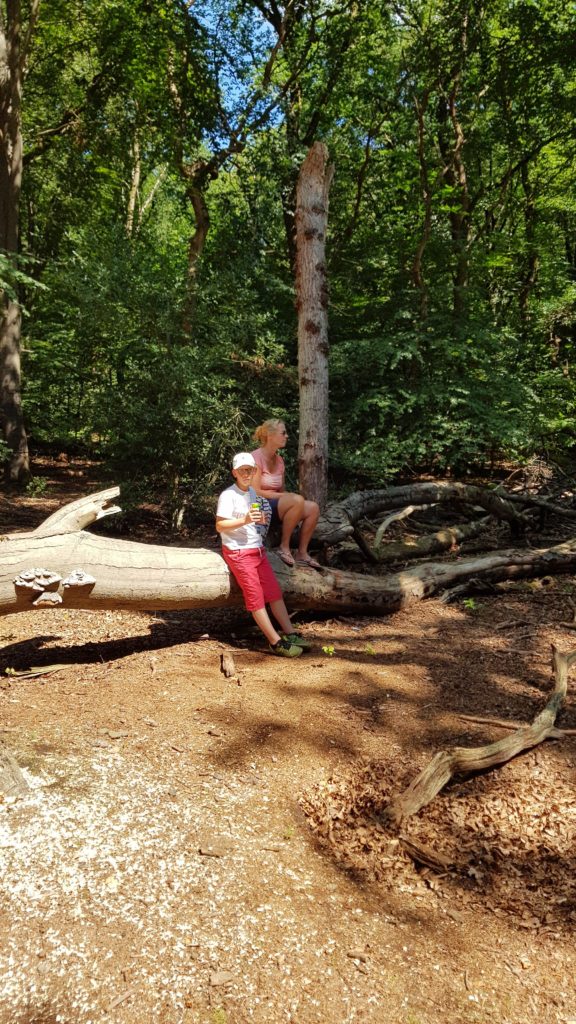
[[381, 645, 576, 827], [371, 516, 492, 564], [316, 482, 531, 546], [3, 488, 576, 616]]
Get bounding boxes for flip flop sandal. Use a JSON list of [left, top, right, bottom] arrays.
[[277, 548, 295, 567], [295, 555, 323, 570]]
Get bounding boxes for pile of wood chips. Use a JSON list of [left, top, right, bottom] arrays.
[[300, 751, 576, 933]]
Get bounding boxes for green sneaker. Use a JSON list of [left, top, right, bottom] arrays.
[[269, 637, 303, 658], [281, 632, 313, 651]]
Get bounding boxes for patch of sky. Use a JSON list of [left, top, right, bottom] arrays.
[[194, 0, 284, 148]]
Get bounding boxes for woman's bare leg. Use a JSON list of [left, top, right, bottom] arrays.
[[296, 500, 320, 558], [277, 493, 305, 555]]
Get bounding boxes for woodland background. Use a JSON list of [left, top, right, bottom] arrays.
[[2, 0, 576, 510]]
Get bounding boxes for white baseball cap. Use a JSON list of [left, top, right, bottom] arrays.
[[232, 452, 256, 470]]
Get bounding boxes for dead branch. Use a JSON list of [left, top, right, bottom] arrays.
[[351, 525, 379, 564], [0, 742, 28, 798], [398, 836, 454, 871], [316, 482, 530, 546], [373, 505, 422, 547], [372, 516, 492, 564], [380, 645, 576, 827], [496, 488, 576, 521], [457, 713, 576, 736]]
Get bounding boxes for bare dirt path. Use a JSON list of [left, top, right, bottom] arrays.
[[1, 462, 576, 1024]]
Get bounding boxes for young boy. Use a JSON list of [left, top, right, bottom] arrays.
[[216, 453, 311, 657]]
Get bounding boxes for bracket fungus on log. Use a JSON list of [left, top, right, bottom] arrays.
[[62, 569, 96, 591], [32, 591, 63, 607], [14, 568, 62, 603], [13, 567, 96, 608]]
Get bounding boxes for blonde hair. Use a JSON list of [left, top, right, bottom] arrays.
[[253, 418, 284, 445]]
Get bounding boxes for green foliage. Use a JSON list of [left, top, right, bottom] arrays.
[[101, 344, 245, 498], [0, 252, 47, 307], [25, 477, 48, 497], [8, 0, 576, 497]]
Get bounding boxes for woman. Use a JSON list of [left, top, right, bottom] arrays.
[[251, 418, 322, 569]]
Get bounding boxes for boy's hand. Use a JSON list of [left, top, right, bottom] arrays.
[[245, 508, 264, 525]]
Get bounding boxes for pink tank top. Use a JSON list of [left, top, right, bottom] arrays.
[[252, 448, 285, 493]]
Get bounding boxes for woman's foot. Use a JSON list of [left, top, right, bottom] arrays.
[[277, 547, 295, 567], [295, 553, 323, 570]]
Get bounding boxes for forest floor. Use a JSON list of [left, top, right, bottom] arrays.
[[1, 456, 576, 1024]]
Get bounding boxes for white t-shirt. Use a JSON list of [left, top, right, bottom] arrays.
[[217, 484, 262, 550]]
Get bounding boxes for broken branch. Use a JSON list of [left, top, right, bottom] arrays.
[[381, 645, 576, 826]]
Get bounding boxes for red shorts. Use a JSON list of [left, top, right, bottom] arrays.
[[222, 546, 282, 612]]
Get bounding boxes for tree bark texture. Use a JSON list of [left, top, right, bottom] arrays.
[[4, 489, 576, 618], [0, 0, 32, 480], [296, 142, 333, 510]]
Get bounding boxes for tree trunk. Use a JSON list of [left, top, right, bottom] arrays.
[[0, 0, 30, 481], [125, 129, 141, 238], [182, 178, 210, 334], [0, 297, 28, 479], [412, 89, 434, 321], [518, 162, 539, 330], [4, 489, 576, 618], [296, 142, 333, 510]]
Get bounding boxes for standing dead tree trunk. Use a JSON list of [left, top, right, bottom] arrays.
[[296, 142, 334, 511]]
